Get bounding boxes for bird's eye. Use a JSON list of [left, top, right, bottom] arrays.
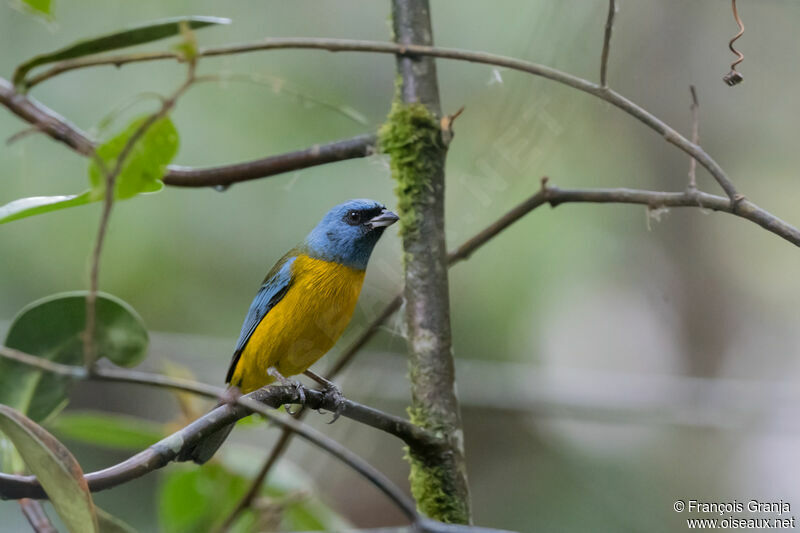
[[346, 210, 361, 225]]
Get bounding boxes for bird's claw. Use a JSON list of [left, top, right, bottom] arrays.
[[319, 382, 345, 424], [268, 367, 306, 415]]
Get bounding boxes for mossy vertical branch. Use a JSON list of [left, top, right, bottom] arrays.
[[379, 101, 444, 241], [382, 0, 472, 524]]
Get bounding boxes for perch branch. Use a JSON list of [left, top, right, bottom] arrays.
[[0, 357, 429, 520]]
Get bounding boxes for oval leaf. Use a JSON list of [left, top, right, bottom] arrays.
[[13, 16, 231, 87], [89, 116, 178, 200], [0, 405, 98, 533], [1, 292, 149, 422], [47, 411, 165, 451], [0, 191, 92, 225]]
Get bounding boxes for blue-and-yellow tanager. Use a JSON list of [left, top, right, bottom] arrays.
[[186, 199, 398, 463]]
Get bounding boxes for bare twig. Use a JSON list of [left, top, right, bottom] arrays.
[[688, 86, 700, 190], [18, 499, 57, 533], [82, 64, 196, 368], [213, 429, 291, 533], [0, 346, 88, 378], [0, 78, 94, 155], [600, 0, 617, 87], [5, 38, 741, 200], [163, 134, 376, 188]]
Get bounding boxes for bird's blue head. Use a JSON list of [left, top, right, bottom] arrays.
[[303, 199, 398, 270]]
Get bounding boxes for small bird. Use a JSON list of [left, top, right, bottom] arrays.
[[185, 199, 398, 463]]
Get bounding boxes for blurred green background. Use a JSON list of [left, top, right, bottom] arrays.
[[2, 0, 800, 531]]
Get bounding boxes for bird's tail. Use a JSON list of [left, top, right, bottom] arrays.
[[177, 402, 236, 464]]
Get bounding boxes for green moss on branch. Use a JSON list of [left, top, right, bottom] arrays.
[[378, 101, 445, 240], [406, 407, 470, 523]]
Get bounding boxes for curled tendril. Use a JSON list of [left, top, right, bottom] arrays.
[[724, 0, 745, 86]]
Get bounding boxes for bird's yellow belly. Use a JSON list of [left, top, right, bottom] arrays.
[[231, 254, 365, 393]]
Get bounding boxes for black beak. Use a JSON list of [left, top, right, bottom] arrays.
[[367, 208, 399, 229]]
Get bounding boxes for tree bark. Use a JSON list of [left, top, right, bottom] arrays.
[[382, 0, 471, 524]]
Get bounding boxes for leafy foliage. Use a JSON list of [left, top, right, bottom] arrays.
[[18, 0, 52, 18], [13, 16, 230, 87], [159, 463, 250, 533], [0, 291, 149, 422], [158, 452, 351, 533], [47, 411, 165, 451], [0, 115, 178, 224], [0, 405, 98, 533], [0, 191, 93, 225], [88, 116, 178, 200]]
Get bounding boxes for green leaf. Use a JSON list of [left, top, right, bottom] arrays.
[[0, 405, 98, 533], [218, 448, 352, 531], [0, 191, 92, 225], [47, 411, 165, 451], [96, 507, 138, 533], [0, 292, 149, 422], [13, 16, 231, 87], [1, 115, 178, 225], [19, 0, 53, 18], [88, 116, 178, 200], [158, 464, 249, 533]]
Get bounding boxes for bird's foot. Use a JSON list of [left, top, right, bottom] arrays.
[[268, 367, 305, 414], [303, 370, 345, 423]]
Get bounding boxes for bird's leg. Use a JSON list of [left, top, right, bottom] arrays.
[[303, 369, 345, 423], [268, 367, 305, 414]]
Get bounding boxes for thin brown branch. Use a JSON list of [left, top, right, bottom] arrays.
[[5, 38, 741, 200], [600, 0, 617, 87], [162, 134, 376, 188], [213, 428, 291, 533], [0, 77, 375, 188], [688, 85, 700, 190], [0, 78, 94, 155], [0, 346, 88, 378], [18, 499, 57, 533], [83, 64, 197, 368], [83, 62, 195, 369]]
